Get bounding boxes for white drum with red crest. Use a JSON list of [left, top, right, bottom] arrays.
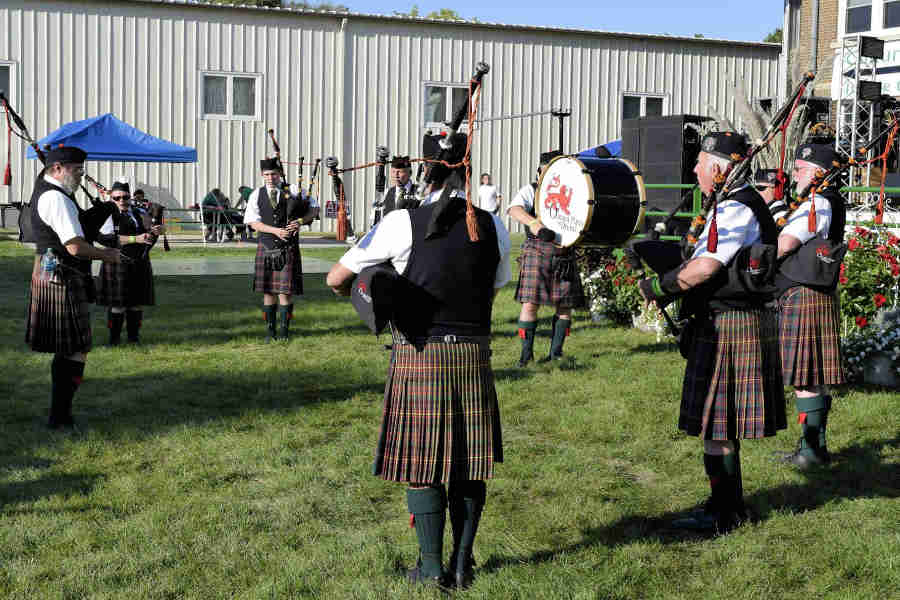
[[536, 155, 646, 247]]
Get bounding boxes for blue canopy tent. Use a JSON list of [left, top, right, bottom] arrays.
[[26, 113, 197, 163], [576, 140, 621, 159]]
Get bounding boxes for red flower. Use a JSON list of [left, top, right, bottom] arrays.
[[614, 277, 621, 287], [856, 316, 868, 328], [854, 226, 869, 237], [877, 244, 889, 255], [889, 235, 900, 247], [874, 294, 888, 307], [848, 238, 860, 251], [625, 276, 634, 285], [893, 264, 900, 278], [605, 263, 616, 273], [839, 274, 849, 285], [840, 263, 846, 274]]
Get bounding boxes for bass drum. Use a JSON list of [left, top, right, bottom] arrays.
[[536, 155, 646, 248]]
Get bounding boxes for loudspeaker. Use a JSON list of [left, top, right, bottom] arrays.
[[621, 115, 712, 232]]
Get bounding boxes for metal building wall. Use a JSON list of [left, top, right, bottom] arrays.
[[0, 0, 345, 221], [343, 20, 780, 231], [0, 0, 780, 235]]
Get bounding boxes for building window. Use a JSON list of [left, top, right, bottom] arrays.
[[0, 63, 12, 104], [623, 94, 666, 120], [424, 83, 470, 128], [846, 0, 872, 33], [201, 72, 261, 120], [885, 0, 900, 28]]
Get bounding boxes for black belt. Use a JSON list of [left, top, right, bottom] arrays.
[[393, 333, 491, 347]]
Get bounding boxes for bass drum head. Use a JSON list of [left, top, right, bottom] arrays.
[[535, 156, 592, 247], [536, 155, 646, 248]]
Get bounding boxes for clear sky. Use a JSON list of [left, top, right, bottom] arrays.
[[328, 0, 785, 42]]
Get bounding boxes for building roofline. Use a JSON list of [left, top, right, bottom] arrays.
[[121, 0, 780, 51]]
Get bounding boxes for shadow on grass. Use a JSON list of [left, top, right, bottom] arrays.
[[630, 342, 679, 354], [0, 471, 104, 509], [481, 436, 900, 570]]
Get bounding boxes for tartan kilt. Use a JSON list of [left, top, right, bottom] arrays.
[[373, 342, 503, 484], [96, 257, 155, 307], [251, 241, 303, 295], [514, 237, 585, 308], [779, 286, 845, 387], [679, 309, 786, 440], [25, 258, 93, 355]]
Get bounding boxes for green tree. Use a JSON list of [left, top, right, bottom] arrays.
[[393, 6, 478, 21], [764, 27, 783, 43]]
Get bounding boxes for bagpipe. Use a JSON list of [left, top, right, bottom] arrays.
[[1, 91, 117, 245], [267, 129, 312, 236]]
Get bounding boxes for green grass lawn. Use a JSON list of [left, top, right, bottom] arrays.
[[0, 239, 897, 599]]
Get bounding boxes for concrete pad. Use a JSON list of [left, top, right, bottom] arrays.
[[92, 256, 335, 276]]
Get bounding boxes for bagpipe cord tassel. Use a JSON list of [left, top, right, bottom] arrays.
[[808, 185, 817, 234], [707, 199, 718, 253], [464, 78, 481, 242], [3, 104, 11, 186]]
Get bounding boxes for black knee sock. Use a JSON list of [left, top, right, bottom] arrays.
[[126, 310, 142, 342], [702, 453, 732, 514], [550, 317, 571, 358], [277, 304, 293, 339], [517, 320, 537, 363], [108, 310, 124, 345], [263, 304, 277, 340], [796, 395, 829, 454], [407, 486, 446, 578], [50, 357, 84, 426], [448, 480, 486, 573], [722, 443, 745, 517]]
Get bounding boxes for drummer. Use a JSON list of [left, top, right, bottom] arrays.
[[507, 151, 586, 367]]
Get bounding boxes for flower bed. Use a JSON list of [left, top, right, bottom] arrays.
[[839, 225, 900, 333], [577, 248, 641, 326]]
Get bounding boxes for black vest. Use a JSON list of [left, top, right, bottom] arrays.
[[524, 183, 538, 239], [683, 186, 778, 314], [30, 176, 90, 274], [383, 184, 417, 216], [395, 200, 500, 337], [255, 186, 289, 249], [116, 208, 149, 259]]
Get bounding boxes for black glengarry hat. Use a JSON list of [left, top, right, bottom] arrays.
[[754, 169, 779, 186], [111, 180, 131, 194], [539, 150, 563, 166], [795, 143, 841, 170], [259, 157, 280, 172], [700, 131, 748, 161], [45, 145, 87, 165], [391, 155, 411, 169]]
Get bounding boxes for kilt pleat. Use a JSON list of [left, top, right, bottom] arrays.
[[373, 342, 502, 484], [514, 238, 585, 308], [97, 258, 155, 307], [251, 242, 303, 295], [26, 265, 92, 355], [680, 309, 786, 440], [779, 286, 845, 387]]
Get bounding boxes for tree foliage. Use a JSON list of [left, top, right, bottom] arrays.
[[764, 28, 783, 43], [393, 5, 477, 21], [204, 1, 350, 11]]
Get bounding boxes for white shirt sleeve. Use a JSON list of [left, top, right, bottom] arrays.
[[690, 200, 759, 265], [492, 214, 512, 288], [37, 190, 85, 244], [339, 209, 413, 274], [507, 184, 534, 213], [780, 194, 833, 245], [243, 189, 261, 224], [99, 215, 115, 235]]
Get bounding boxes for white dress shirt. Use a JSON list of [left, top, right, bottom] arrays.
[[36, 175, 84, 244]]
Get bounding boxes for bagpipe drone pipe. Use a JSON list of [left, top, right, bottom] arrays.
[[1, 91, 117, 246]]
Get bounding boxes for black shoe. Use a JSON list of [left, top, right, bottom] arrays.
[[672, 501, 739, 535], [406, 563, 449, 590], [773, 440, 831, 470], [516, 352, 534, 369], [451, 556, 476, 590]]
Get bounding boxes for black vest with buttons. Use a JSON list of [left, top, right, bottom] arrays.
[[256, 186, 289, 250], [30, 176, 90, 274], [398, 199, 500, 337]]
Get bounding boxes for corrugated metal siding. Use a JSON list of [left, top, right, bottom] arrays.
[[0, 0, 780, 235]]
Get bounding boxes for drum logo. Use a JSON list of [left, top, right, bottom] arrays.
[[543, 175, 573, 217], [357, 282, 372, 303]]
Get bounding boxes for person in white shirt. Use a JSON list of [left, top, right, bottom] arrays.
[[637, 132, 785, 534], [507, 151, 585, 367], [477, 173, 501, 215], [243, 158, 317, 342], [326, 132, 510, 591], [773, 143, 847, 469], [25, 145, 121, 429]]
